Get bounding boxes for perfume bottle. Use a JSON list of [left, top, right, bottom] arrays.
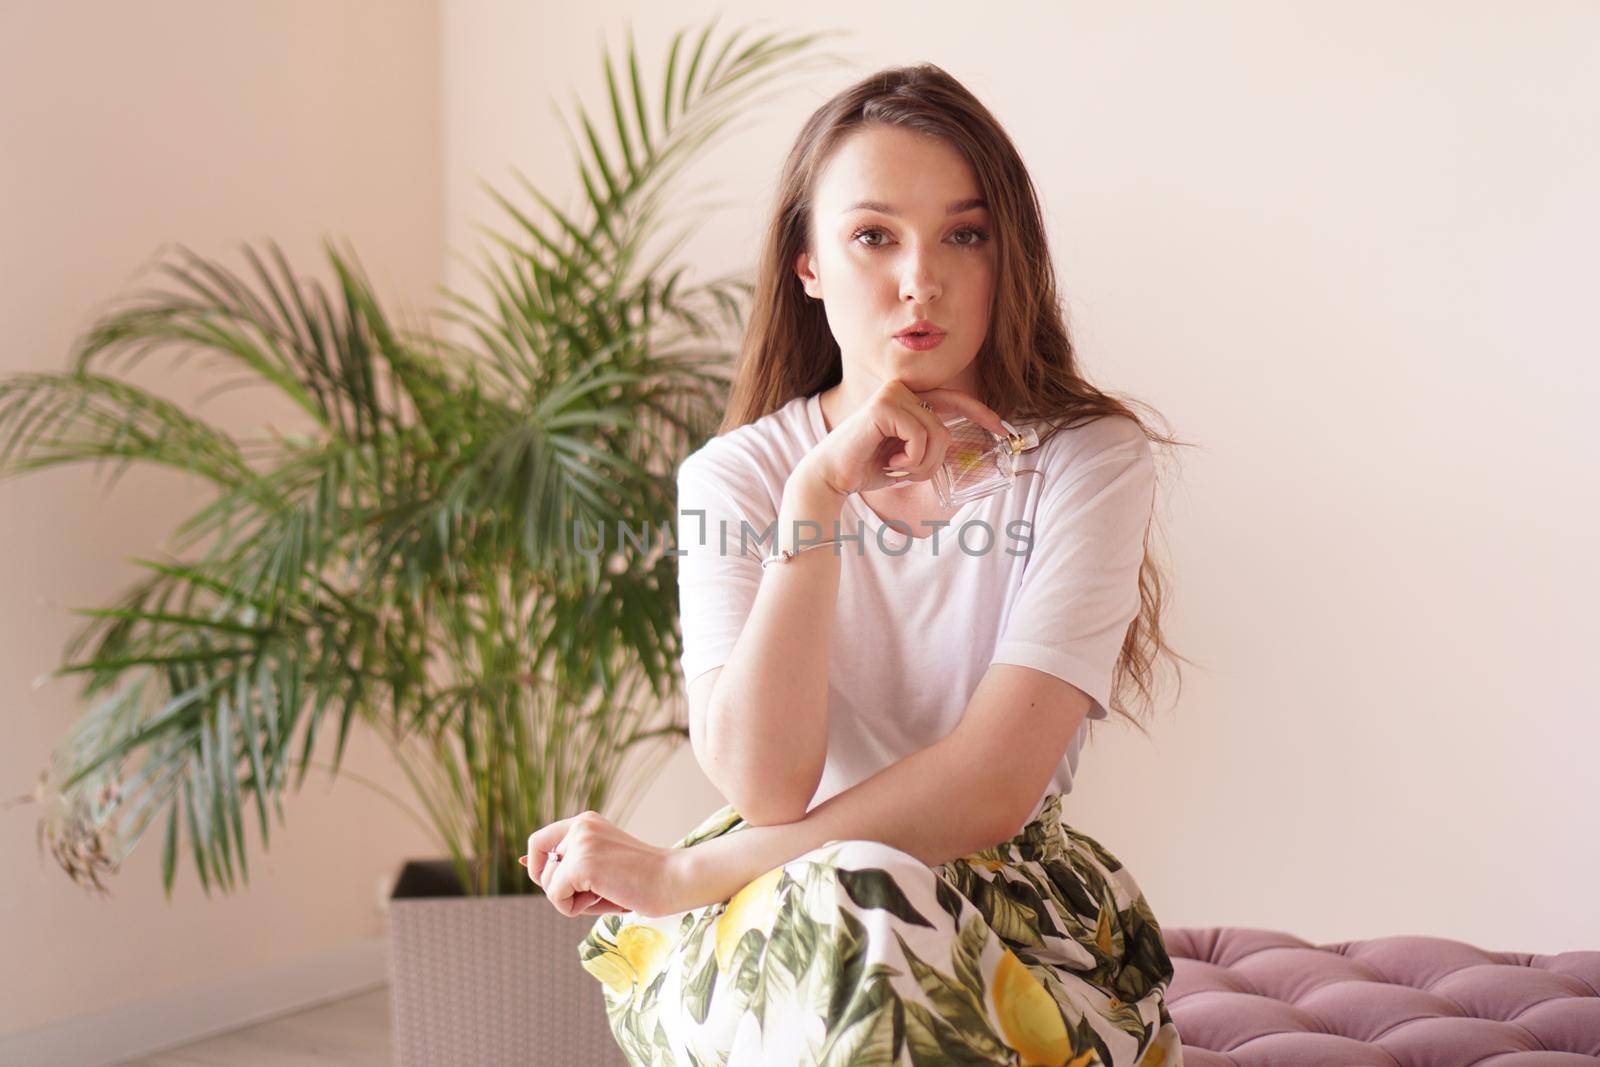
[[929, 416, 1039, 507]]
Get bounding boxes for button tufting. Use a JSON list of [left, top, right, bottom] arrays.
[[1161, 927, 1600, 1064]]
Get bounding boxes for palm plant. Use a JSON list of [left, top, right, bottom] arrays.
[[2, 18, 845, 897]]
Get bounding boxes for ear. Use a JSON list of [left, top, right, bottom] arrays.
[[793, 249, 822, 299]]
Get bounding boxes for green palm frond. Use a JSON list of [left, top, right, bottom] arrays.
[[36, 551, 393, 895], [454, 20, 844, 387], [0, 371, 257, 495], [9, 17, 848, 899]]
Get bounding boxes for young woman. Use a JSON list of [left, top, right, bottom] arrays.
[[524, 63, 1190, 1066]]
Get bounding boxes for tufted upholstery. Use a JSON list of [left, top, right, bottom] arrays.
[[1164, 926, 1600, 1065]]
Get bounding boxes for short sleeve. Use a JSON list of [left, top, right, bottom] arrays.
[[989, 424, 1157, 721], [674, 449, 770, 687]]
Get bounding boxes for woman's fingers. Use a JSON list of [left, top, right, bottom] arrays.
[[876, 400, 924, 468], [520, 852, 624, 915], [879, 390, 948, 477], [525, 810, 592, 886], [913, 387, 1008, 437], [575, 893, 626, 916], [521, 812, 637, 917], [519, 851, 550, 888], [899, 397, 949, 479], [544, 850, 595, 916], [827, 379, 1006, 495]]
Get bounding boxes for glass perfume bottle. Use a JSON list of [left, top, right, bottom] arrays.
[[921, 416, 1039, 507]]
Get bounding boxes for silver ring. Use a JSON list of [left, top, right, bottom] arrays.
[[918, 400, 934, 412]]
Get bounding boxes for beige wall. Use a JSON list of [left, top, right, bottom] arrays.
[[5, 0, 1597, 1050], [446, 0, 1600, 954], [1, 1, 443, 1038]]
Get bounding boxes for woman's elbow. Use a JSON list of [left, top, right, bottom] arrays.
[[734, 792, 813, 827], [716, 765, 818, 827], [691, 720, 822, 826]]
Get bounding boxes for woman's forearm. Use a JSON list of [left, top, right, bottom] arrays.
[[676, 728, 1018, 913], [701, 457, 845, 825]]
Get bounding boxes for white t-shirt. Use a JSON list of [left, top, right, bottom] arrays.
[[675, 391, 1156, 825]]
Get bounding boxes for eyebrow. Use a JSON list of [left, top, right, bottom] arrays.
[[843, 198, 989, 216]]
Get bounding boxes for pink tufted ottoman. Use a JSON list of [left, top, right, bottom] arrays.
[[1164, 926, 1600, 1065]]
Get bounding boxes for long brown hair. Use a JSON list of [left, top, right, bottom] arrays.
[[720, 63, 1198, 733]]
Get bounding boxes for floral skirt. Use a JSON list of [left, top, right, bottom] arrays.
[[578, 792, 1183, 1066]]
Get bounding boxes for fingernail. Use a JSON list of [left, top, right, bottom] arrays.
[[883, 469, 910, 478]]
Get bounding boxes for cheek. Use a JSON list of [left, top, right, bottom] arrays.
[[960, 264, 996, 318], [826, 248, 887, 294], [838, 262, 901, 315]]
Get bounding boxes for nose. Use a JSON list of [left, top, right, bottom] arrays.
[[899, 252, 941, 305]]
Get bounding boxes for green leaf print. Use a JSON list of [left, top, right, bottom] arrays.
[[1069, 828, 1126, 874], [1001, 866, 1069, 941], [794, 901, 822, 964], [801, 912, 839, 1023], [640, 965, 669, 1011], [864, 961, 904, 982], [816, 978, 898, 1067], [938, 858, 971, 889], [902, 999, 1009, 1067], [683, 949, 718, 1025], [835, 866, 936, 928], [1112, 899, 1174, 1003], [1043, 856, 1101, 918], [950, 913, 990, 1002], [826, 968, 907, 1055], [751, 932, 800, 1031], [934, 875, 966, 927], [731, 927, 765, 1002], [825, 908, 869, 1036], [1071, 1011, 1116, 1066], [674, 805, 743, 850], [975, 876, 1043, 947], [683, 909, 716, 967], [891, 996, 907, 1062], [891, 931, 1007, 1062], [767, 894, 817, 985]]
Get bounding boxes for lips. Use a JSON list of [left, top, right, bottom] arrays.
[[894, 321, 947, 339]]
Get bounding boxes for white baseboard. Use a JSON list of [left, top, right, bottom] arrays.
[[0, 936, 390, 1067]]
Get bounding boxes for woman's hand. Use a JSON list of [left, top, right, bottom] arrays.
[[801, 379, 1008, 498], [522, 810, 700, 919]]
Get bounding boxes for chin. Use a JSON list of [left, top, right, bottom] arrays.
[[867, 344, 971, 385], [878, 363, 943, 388], [887, 356, 974, 383]]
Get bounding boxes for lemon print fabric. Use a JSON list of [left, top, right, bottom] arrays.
[[580, 923, 673, 1007], [714, 865, 785, 973], [992, 948, 1071, 1064], [576, 792, 1185, 1065]]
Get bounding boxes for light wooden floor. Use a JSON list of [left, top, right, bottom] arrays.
[[115, 986, 391, 1067]]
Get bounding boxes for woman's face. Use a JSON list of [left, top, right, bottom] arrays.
[[795, 124, 997, 397]]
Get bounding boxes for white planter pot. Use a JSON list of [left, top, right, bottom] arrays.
[[386, 860, 626, 1067]]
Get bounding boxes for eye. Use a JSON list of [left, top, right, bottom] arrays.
[[850, 225, 889, 248], [849, 225, 992, 249]]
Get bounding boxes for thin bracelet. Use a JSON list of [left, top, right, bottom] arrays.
[[761, 538, 842, 569]]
